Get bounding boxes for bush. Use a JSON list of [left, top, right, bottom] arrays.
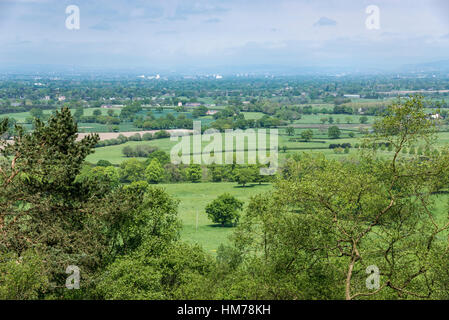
[[0, 250, 49, 299], [142, 132, 154, 141], [129, 133, 142, 141], [334, 147, 344, 154], [96, 141, 106, 147], [117, 134, 128, 143], [154, 130, 170, 139], [185, 164, 202, 183], [329, 143, 352, 149], [122, 145, 158, 158], [147, 150, 170, 165], [97, 160, 113, 167]]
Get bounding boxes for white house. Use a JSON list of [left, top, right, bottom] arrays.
[[430, 113, 444, 120]]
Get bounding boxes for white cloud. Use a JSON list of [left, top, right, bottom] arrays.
[[0, 0, 448, 70]]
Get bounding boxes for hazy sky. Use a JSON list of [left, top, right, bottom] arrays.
[[1, 0, 449, 72]]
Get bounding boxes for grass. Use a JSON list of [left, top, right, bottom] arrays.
[[86, 129, 364, 165], [291, 114, 378, 125], [86, 139, 174, 164], [242, 112, 265, 120], [160, 182, 273, 253], [4, 105, 449, 255]]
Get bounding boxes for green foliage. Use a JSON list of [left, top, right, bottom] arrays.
[[74, 107, 84, 120], [122, 145, 157, 157], [76, 165, 120, 195], [119, 158, 145, 182], [146, 159, 165, 184], [142, 132, 154, 141], [205, 193, 243, 227], [234, 167, 255, 187], [359, 116, 368, 124], [327, 126, 341, 139], [96, 159, 113, 167], [192, 106, 208, 118], [146, 150, 170, 166], [208, 164, 224, 182], [110, 184, 181, 255], [285, 127, 295, 136], [301, 129, 313, 142], [222, 97, 449, 300], [0, 250, 49, 299], [185, 164, 202, 183], [96, 242, 213, 300], [0, 107, 125, 295], [29, 108, 44, 119]]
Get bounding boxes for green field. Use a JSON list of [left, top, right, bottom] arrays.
[[86, 127, 365, 164], [160, 182, 273, 253], [242, 112, 265, 120], [291, 114, 378, 125]]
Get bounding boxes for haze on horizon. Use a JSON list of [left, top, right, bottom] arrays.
[[1, 0, 449, 74]]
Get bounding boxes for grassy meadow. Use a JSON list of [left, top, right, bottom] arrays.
[[160, 182, 273, 253]]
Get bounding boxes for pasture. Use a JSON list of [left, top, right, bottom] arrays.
[[160, 182, 273, 253]]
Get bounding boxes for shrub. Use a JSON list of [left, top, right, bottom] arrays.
[[334, 147, 344, 154], [129, 133, 142, 141], [154, 130, 170, 139], [142, 132, 154, 141], [97, 160, 113, 167], [122, 145, 158, 158], [117, 134, 128, 143]]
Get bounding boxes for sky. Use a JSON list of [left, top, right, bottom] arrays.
[[1, 0, 449, 73]]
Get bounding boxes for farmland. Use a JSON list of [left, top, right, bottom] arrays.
[[2, 76, 449, 300]]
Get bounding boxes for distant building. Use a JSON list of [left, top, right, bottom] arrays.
[[186, 103, 201, 107], [43, 96, 50, 101], [429, 113, 444, 120], [344, 94, 361, 99], [206, 110, 218, 115], [101, 104, 114, 109], [178, 102, 183, 107], [58, 96, 66, 102]]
